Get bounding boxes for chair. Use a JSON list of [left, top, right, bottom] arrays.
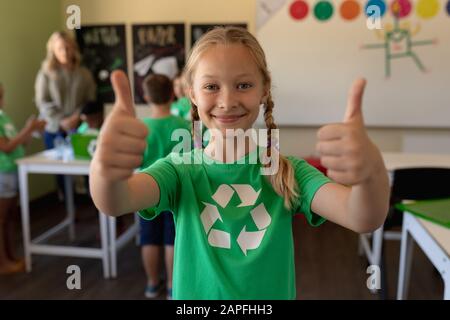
[[358, 167, 450, 298]]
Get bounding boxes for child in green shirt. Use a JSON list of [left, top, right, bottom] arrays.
[[0, 82, 45, 274], [76, 101, 104, 135], [170, 71, 191, 120], [90, 27, 390, 299], [140, 74, 190, 299]]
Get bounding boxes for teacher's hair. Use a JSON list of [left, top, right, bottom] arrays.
[[42, 31, 81, 76]]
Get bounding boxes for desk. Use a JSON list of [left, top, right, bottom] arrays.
[[358, 152, 450, 294], [382, 152, 450, 171], [396, 200, 450, 300], [16, 149, 139, 279]]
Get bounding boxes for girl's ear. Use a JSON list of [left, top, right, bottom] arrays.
[[188, 87, 197, 106], [261, 84, 270, 104]]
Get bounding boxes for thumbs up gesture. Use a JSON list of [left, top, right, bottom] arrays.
[[316, 78, 382, 186], [93, 70, 148, 182]]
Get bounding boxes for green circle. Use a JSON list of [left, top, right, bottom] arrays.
[[314, 1, 334, 21]]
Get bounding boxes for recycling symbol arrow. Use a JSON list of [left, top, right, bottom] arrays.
[[200, 184, 271, 255], [87, 139, 97, 157]]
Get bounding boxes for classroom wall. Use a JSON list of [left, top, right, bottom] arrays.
[[61, 0, 450, 159], [0, 0, 62, 200]]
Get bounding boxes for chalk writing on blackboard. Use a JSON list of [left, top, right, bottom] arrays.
[[132, 24, 185, 104], [76, 25, 128, 103]]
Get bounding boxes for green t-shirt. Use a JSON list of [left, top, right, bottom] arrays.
[[139, 148, 332, 299], [77, 122, 100, 135], [141, 115, 191, 169], [170, 97, 191, 120], [0, 110, 25, 173]]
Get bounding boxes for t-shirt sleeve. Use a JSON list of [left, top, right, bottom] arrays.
[[288, 156, 332, 227], [138, 154, 181, 220]]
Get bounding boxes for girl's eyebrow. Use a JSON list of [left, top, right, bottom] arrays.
[[201, 75, 216, 79]]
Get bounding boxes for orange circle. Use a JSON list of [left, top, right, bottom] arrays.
[[340, 0, 361, 20]]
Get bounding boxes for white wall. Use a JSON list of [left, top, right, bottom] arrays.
[[62, 0, 450, 159]]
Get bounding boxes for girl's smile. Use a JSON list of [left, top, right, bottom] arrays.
[[211, 112, 249, 124]]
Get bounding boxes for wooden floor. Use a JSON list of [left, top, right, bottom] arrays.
[[0, 193, 444, 300]]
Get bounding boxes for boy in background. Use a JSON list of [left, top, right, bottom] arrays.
[[77, 101, 104, 135], [170, 71, 191, 120], [140, 74, 190, 299]]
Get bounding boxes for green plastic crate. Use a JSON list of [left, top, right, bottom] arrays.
[[70, 133, 98, 159]]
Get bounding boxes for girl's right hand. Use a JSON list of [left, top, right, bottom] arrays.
[[93, 70, 149, 182]]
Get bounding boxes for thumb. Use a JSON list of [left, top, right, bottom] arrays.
[[343, 78, 366, 124], [111, 70, 135, 117]]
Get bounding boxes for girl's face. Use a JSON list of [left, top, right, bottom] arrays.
[[190, 44, 268, 136], [53, 37, 73, 66]]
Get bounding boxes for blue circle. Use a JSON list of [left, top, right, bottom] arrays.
[[365, 0, 386, 18], [447, 0, 450, 16]]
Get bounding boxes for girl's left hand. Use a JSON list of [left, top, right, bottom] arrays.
[[315, 78, 383, 186]]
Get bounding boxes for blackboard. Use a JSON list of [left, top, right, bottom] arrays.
[[75, 25, 128, 103], [132, 23, 185, 104], [191, 23, 248, 47]]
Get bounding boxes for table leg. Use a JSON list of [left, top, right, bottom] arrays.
[[397, 213, 414, 300], [99, 212, 110, 279], [64, 175, 75, 241], [372, 226, 384, 267], [444, 274, 450, 300], [134, 212, 140, 246], [18, 166, 31, 272], [109, 216, 117, 278]]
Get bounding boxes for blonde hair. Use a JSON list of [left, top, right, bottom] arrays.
[[183, 26, 298, 209], [42, 31, 81, 76]]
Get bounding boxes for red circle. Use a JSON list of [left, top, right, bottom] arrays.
[[390, 0, 412, 18], [290, 0, 309, 20]]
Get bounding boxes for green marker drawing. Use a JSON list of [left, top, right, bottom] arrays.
[[362, 17, 436, 77], [110, 57, 123, 70]]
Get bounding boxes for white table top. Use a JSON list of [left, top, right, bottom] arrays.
[[18, 150, 450, 169], [16, 149, 90, 166], [417, 217, 450, 256], [382, 152, 450, 171]]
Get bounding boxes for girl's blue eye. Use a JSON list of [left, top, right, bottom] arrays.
[[204, 84, 218, 90], [237, 83, 252, 90]]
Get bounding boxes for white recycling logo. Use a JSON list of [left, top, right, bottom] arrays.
[[87, 139, 97, 157], [200, 184, 271, 256]]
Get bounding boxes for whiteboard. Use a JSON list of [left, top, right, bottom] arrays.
[[257, 1, 450, 128]]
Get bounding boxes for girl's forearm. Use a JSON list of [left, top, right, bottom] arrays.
[[347, 157, 390, 233], [89, 162, 134, 216], [0, 127, 32, 153]]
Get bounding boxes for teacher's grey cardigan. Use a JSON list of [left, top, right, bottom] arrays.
[[35, 66, 96, 133]]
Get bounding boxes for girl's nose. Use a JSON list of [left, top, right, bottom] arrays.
[[218, 88, 237, 109]]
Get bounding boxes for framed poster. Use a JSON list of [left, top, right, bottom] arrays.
[[75, 25, 128, 103], [132, 23, 185, 104]]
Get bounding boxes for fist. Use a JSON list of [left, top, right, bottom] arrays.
[[316, 78, 381, 186], [93, 70, 149, 182]]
